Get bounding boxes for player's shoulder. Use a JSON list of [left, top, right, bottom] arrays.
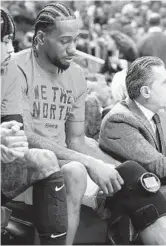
[[69, 61, 86, 84], [69, 61, 85, 75], [5, 58, 18, 73], [1, 59, 21, 95], [2, 58, 20, 83], [13, 48, 32, 66]]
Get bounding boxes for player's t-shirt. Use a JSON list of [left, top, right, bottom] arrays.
[[1, 61, 23, 117], [13, 48, 87, 146]]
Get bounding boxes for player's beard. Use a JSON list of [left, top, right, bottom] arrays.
[[52, 57, 70, 71]]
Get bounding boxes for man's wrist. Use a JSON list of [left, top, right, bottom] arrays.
[[85, 156, 104, 169], [73, 152, 96, 169]]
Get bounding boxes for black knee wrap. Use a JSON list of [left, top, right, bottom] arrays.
[[105, 161, 166, 231], [1, 192, 9, 206], [33, 171, 67, 245]]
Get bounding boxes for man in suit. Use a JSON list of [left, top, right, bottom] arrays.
[[99, 56, 166, 244], [100, 56, 166, 181], [137, 13, 166, 66]]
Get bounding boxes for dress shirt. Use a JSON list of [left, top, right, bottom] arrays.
[[134, 101, 156, 132]]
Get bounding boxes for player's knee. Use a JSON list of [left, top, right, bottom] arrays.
[[61, 161, 87, 196], [27, 148, 60, 174], [62, 161, 87, 181], [140, 215, 166, 245], [36, 149, 60, 178], [116, 161, 166, 232], [104, 161, 166, 231], [44, 150, 59, 168]]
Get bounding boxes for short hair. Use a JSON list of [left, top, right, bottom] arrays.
[[1, 7, 15, 41], [33, 2, 76, 40], [109, 31, 138, 62], [148, 13, 160, 26], [126, 56, 164, 100]]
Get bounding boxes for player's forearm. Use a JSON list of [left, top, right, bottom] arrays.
[[25, 130, 96, 168], [23, 110, 97, 168], [67, 135, 118, 167]]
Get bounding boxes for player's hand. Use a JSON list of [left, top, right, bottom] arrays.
[[2, 130, 28, 152], [0, 121, 22, 132], [1, 121, 29, 157], [87, 159, 124, 195], [0, 144, 25, 163], [1, 121, 23, 141]]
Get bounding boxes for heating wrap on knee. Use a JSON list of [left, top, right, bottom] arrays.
[[105, 161, 166, 231]]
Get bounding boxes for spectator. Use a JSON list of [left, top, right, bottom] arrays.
[[100, 30, 138, 109], [85, 76, 112, 140], [3, 0, 166, 58], [110, 68, 128, 105], [100, 30, 138, 83], [100, 34, 124, 83], [109, 31, 139, 105], [137, 13, 166, 66], [85, 81, 102, 141], [110, 31, 138, 62]]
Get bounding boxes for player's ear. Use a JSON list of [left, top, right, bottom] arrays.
[[36, 30, 45, 45]]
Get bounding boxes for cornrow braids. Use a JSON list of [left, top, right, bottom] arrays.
[[33, 2, 76, 39], [1, 8, 15, 41], [47, 3, 72, 17]]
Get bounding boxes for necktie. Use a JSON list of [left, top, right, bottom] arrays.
[[152, 114, 165, 155]]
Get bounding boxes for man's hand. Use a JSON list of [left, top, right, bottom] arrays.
[[0, 121, 23, 132], [2, 130, 28, 152], [1, 121, 23, 141], [0, 121, 29, 161], [87, 160, 124, 195], [0, 144, 26, 163]]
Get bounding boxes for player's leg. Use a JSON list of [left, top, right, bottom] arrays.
[[106, 161, 166, 245], [61, 161, 87, 245], [2, 149, 68, 245]]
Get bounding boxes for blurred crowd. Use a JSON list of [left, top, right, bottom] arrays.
[[2, 0, 166, 140], [2, 1, 166, 55]]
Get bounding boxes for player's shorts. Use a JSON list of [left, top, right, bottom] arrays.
[[1, 159, 41, 204]]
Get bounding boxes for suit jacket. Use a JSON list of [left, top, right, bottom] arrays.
[[99, 98, 166, 179]]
